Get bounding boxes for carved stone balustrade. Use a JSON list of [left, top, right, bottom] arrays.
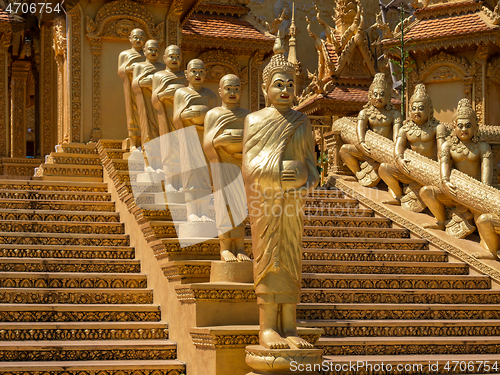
[[332, 117, 500, 217]]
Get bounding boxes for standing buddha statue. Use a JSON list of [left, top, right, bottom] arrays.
[[242, 45, 319, 349]]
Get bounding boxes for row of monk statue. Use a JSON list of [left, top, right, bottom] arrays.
[[339, 72, 500, 260], [119, 30, 320, 350]]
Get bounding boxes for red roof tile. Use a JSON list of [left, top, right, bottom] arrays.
[[385, 11, 498, 44], [183, 13, 272, 42]]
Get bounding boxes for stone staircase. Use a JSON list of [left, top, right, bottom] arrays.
[[32, 139, 500, 374], [299, 188, 500, 374], [0, 177, 185, 374]]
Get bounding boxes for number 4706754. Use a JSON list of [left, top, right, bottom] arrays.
[[5, 2, 62, 14]]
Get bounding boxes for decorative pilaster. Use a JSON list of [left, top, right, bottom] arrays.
[[325, 130, 350, 176], [167, 0, 183, 46], [41, 24, 55, 157], [249, 51, 264, 111], [68, 5, 83, 143], [0, 47, 8, 157], [10, 61, 31, 158], [89, 38, 102, 141], [474, 44, 488, 124], [53, 16, 67, 145]]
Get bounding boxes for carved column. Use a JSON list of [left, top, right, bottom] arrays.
[[53, 16, 67, 145], [40, 24, 55, 157], [67, 5, 83, 143], [167, 0, 183, 46], [325, 130, 350, 177], [0, 46, 8, 157], [249, 51, 264, 112], [10, 61, 31, 158], [89, 37, 101, 141], [474, 44, 488, 124]]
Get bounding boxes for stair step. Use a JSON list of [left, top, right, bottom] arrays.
[[0, 190, 111, 201], [47, 152, 101, 165], [301, 273, 491, 289], [302, 237, 428, 250], [300, 288, 500, 304], [302, 249, 448, 262], [0, 220, 124, 234], [0, 244, 135, 259], [0, 272, 147, 288], [297, 303, 500, 320], [322, 354, 500, 375], [99, 140, 124, 149], [303, 226, 409, 239], [0, 258, 140, 273], [317, 336, 500, 356], [299, 319, 500, 337], [0, 304, 161, 322], [0, 232, 129, 246], [1, 359, 185, 373], [0, 321, 167, 341], [0, 287, 152, 304], [303, 206, 374, 217], [0, 340, 177, 362], [308, 188, 344, 198], [302, 260, 468, 275], [0, 199, 116, 212], [58, 143, 98, 154], [0, 180, 107, 192], [303, 215, 392, 228], [0, 208, 120, 222], [38, 164, 103, 178]]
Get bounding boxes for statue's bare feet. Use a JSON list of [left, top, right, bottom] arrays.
[[188, 213, 204, 222], [164, 184, 178, 193], [201, 215, 214, 222], [285, 334, 314, 349], [382, 198, 401, 205], [145, 166, 155, 173], [237, 252, 251, 262], [260, 329, 289, 349], [472, 251, 497, 260], [221, 250, 238, 262], [423, 222, 445, 230]]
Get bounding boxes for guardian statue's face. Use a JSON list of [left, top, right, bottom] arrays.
[[410, 101, 430, 126], [455, 117, 476, 143]]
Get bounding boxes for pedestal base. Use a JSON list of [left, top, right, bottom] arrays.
[[156, 191, 185, 204], [210, 261, 253, 283], [245, 345, 323, 375], [137, 171, 165, 184], [179, 221, 217, 239]]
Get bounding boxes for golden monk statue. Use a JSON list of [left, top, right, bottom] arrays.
[[204, 74, 250, 262], [420, 99, 493, 237], [339, 73, 402, 187], [173, 59, 217, 222], [131, 39, 165, 159], [379, 84, 446, 207], [118, 28, 146, 150], [152, 45, 187, 191], [242, 48, 319, 349]]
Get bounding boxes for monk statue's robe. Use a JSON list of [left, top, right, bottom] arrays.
[[118, 47, 144, 146], [152, 70, 186, 182], [173, 86, 216, 202], [204, 107, 249, 234], [242, 107, 319, 303], [132, 61, 164, 147]]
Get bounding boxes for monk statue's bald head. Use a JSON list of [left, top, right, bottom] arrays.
[[164, 45, 182, 71], [185, 59, 206, 87], [219, 74, 241, 107]]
